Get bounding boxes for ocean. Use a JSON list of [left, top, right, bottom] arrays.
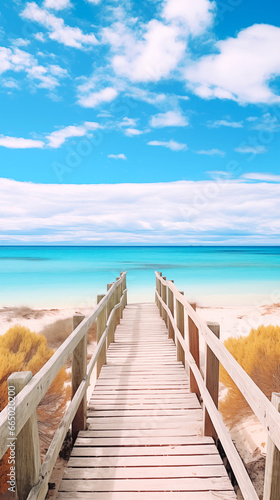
[[0, 246, 279, 308]]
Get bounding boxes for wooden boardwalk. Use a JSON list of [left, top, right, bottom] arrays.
[[57, 303, 236, 499]]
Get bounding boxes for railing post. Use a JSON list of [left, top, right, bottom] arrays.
[[97, 295, 106, 378], [123, 273, 127, 307], [175, 292, 185, 366], [158, 273, 163, 316], [8, 372, 41, 500], [161, 277, 167, 325], [188, 303, 200, 399], [107, 283, 115, 348], [122, 277, 125, 317], [155, 275, 159, 308], [167, 281, 174, 341], [72, 314, 87, 441], [203, 322, 220, 441], [264, 392, 280, 500], [115, 277, 121, 326]]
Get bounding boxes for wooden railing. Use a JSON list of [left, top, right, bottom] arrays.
[[0, 272, 127, 500], [155, 272, 280, 500]]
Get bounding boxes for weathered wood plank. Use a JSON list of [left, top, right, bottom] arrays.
[[57, 492, 236, 500], [71, 443, 217, 457], [64, 465, 227, 479], [68, 454, 223, 467], [58, 477, 233, 491], [78, 425, 202, 437], [75, 436, 216, 446], [86, 413, 202, 428], [87, 409, 200, 416]]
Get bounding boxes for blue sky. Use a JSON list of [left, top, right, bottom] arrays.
[[0, 0, 280, 244]]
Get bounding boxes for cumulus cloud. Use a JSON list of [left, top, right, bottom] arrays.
[[103, 0, 214, 83], [186, 24, 280, 104], [0, 136, 44, 149], [78, 87, 118, 108], [197, 148, 225, 156], [148, 140, 187, 151], [125, 128, 143, 136], [150, 110, 188, 128], [46, 121, 100, 148], [108, 154, 127, 160], [0, 122, 100, 149], [104, 19, 186, 82], [120, 117, 138, 128], [21, 2, 98, 49], [163, 0, 215, 36], [43, 0, 71, 10], [0, 45, 67, 91], [0, 178, 279, 244]]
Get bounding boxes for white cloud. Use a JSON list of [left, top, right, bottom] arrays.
[[251, 113, 280, 132], [208, 119, 243, 128], [197, 148, 225, 156], [1, 78, 20, 89], [163, 0, 215, 36], [120, 117, 138, 128], [34, 32, 46, 42], [87, 0, 101, 3], [49, 64, 68, 77], [118, 117, 144, 137], [43, 0, 72, 10], [0, 136, 44, 149], [127, 88, 167, 105], [0, 178, 279, 245], [242, 173, 280, 183], [102, 0, 215, 84], [0, 122, 100, 150], [235, 145, 267, 154], [12, 38, 30, 47], [148, 140, 187, 151], [46, 121, 100, 148], [108, 154, 127, 160], [78, 87, 118, 108], [22, 2, 98, 49], [186, 24, 280, 104], [0, 46, 67, 91], [150, 110, 188, 128], [103, 19, 186, 82], [125, 128, 143, 136]]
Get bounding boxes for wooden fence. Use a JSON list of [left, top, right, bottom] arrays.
[[0, 272, 127, 500], [155, 271, 280, 500]]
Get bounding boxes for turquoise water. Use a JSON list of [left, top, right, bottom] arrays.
[[0, 246, 279, 307]]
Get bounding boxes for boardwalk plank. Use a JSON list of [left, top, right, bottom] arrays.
[[57, 492, 236, 499], [58, 303, 236, 499], [59, 477, 234, 492]]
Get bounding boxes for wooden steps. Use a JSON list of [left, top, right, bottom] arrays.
[[57, 303, 236, 499]]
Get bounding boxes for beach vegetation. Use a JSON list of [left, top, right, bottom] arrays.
[[39, 317, 96, 349], [219, 324, 280, 426], [0, 325, 70, 493]]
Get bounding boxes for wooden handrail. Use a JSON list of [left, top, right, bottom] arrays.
[[155, 271, 280, 500], [0, 272, 127, 499]]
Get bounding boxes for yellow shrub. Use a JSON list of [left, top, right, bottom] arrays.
[[0, 325, 70, 493], [220, 325, 280, 426]]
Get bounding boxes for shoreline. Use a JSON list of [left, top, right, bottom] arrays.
[[1, 300, 280, 339]]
